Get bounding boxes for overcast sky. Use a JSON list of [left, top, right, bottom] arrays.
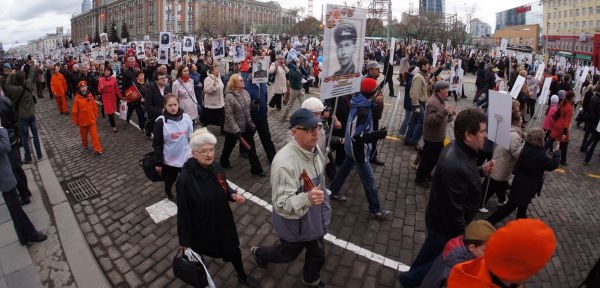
[[1, 0, 534, 49]]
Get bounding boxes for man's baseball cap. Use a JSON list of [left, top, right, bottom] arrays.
[[290, 108, 321, 129], [3, 63, 11, 69]]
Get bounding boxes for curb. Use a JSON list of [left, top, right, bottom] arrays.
[[36, 137, 110, 288]]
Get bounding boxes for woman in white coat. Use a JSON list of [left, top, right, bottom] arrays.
[[267, 54, 289, 110], [202, 65, 225, 130], [172, 65, 198, 122]]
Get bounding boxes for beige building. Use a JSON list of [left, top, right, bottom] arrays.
[[542, 0, 600, 67], [71, 0, 296, 44]]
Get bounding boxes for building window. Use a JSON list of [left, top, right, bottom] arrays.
[[576, 9, 579, 16], [589, 7, 593, 15], [597, 7, 600, 14], [597, 20, 600, 28], [582, 8, 586, 16]]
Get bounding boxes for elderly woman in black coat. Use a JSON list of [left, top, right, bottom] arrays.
[[176, 128, 261, 288], [487, 128, 561, 225]]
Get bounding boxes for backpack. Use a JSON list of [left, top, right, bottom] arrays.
[[0, 95, 20, 146], [139, 151, 164, 182]]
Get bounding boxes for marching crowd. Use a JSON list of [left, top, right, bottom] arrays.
[[1, 35, 599, 288]]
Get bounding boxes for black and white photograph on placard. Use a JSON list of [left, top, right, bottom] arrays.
[[160, 32, 170, 47], [136, 45, 145, 59], [212, 39, 225, 60], [232, 44, 245, 63], [321, 4, 367, 99], [252, 57, 270, 84], [129, 42, 137, 50], [158, 47, 168, 64], [183, 36, 195, 52], [175, 42, 182, 57], [100, 33, 109, 46]]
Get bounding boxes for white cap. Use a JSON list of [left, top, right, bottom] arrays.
[[301, 97, 325, 112]]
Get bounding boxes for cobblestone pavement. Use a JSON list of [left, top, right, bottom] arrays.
[[33, 71, 600, 288]]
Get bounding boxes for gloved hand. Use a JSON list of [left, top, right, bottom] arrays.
[[234, 132, 241, 139]]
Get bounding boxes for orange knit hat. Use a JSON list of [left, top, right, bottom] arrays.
[[484, 219, 556, 283]]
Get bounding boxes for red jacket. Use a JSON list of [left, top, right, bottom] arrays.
[[447, 257, 501, 288], [72, 92, 99, 126], [550, 100, 573, 142]]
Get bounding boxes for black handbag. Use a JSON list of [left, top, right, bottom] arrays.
[[172, 249, 209, 287], [139, 151, 164, 182]]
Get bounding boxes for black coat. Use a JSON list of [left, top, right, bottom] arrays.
[[585, 93, 600, 133], [144, 83, 171, 119], [509, 143, 560, 206], [176, 159, 240, 260], [425, 141, 483, 236]]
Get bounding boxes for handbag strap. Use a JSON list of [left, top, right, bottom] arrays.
[[177, 79, 198, 106], [228, 91, 250, 125]]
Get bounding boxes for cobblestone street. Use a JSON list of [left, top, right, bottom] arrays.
[[32, 73, 600, 288]]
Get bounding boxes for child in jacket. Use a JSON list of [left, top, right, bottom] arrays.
[[72, 81, 104, 157]]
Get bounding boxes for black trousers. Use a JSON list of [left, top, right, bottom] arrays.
[[382, 76, 394, 96], [9, 146, 31, 200], [220, 131, 263, 174], [481, 177, 507, 206], [107, 113, 116, 128], [370, 119, 381, 161], [269, 93, 283, 109], [126, 101, 146, 130], [252, 116, 277, 163], [163, 164, 181, 196], [255, 237, 325, 283], [487, 200, 528, 225], [415, 141, 444, 183], [2, 188, 38, 243]]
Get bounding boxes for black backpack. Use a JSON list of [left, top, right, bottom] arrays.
[[0, 95, 19, 146], [579, 256, 600, 287], [139, 151, 164, 182]]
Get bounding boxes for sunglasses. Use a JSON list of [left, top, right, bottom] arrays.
[[295, 124, 322, 133]]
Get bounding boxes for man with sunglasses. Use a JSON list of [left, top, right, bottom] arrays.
[[328, 78, 391, 219], [251, 108, 331, 288]]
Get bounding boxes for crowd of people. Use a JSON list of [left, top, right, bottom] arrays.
[[1, 34, 599, 287]]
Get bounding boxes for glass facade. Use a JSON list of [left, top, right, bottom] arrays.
[[496, 1, 543, 30]]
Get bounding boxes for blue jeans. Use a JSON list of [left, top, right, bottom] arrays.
[[398, 228, 454, 288], [399, 109, 413, 136], [19, 117, 42, 161], [405, 102, 425, 145], [329, 156, 382, 213]]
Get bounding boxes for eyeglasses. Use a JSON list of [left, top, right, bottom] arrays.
[[158, 77, 167, 80], [195, 148, 215, 155], [295, 124, 322, 133]]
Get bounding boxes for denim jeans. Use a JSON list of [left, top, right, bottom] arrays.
[[398, 109, 413, 136], [405, 102, 425, 145], [398, 228, 455, 288], [19, 116, 42, 161], [329, 156, 382, 213]]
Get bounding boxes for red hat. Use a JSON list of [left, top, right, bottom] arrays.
[[484, 219, 556, 283], [361, 78, 377, 94], [77, 80, 88, 88]]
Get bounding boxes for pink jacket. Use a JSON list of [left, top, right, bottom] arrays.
[[543, 105, 558, 131]]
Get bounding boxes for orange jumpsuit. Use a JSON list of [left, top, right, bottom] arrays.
[[50, 72, 68, 113], [72, 92, 102, 153]]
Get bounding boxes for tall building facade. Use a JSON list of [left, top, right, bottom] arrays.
[[419, 0, 444, 15], [496, 1, 543, 30], [82, 0, 92, 13], [494, 2, 543, 52], [542, 0, 600, 67], [71, 0, 296, 44], [469, 18, 492, 37]]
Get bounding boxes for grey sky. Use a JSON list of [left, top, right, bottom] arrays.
[[0, 0, 534, 49]]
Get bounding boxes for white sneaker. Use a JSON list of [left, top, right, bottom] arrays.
[[478, 207, 489, 213], [411, 163, 418, 170], [497, 200, 508, 206]]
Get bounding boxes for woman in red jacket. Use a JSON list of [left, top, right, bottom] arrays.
[[544, 90, 574, 166], [98, 66, 122, 133]]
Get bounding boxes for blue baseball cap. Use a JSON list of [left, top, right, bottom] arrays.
[[3, 63, 11, 69], [289, 108, 321, 129]]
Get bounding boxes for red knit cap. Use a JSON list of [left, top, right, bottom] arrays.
[[361, 78, 377, 94], [78, 80, 88, 88], [484, 219, 556, 283]]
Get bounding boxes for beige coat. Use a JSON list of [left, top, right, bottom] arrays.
[[410, 71, 430, 106], [269, 62, 289, 94], [203, 74, 224, 109], [490, 126, 524, 182]]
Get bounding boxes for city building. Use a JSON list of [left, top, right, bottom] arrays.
[[542, 0, 600, 67], [493, 24, 540, 52], [419, 0, 445, 15], [71, 0, 297, 44], [469, 18, 492, 37], [496, 1, 543, 30], [0, 42, 4, 58], [25, 27, 72, 54]]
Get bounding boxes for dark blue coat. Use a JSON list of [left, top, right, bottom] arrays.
[[244, 80, 268, 119], [509, 143, 560, 206]]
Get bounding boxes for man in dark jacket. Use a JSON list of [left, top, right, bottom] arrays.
[[473, 64, 486, 104], [399, 108, 495, 288], [381, 49, 395, 97], [415, 80, 456, 187], [144, 71, 171, 137], [244, 75, 276, 163], [122, 56, 137, 94], [69, 64, 83, 100], [329, 78, 391, 219], [581, 90, 600, 164]]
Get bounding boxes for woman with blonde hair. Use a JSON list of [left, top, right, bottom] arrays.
[[220, 74, 265, 176], [176, 128, 261, 287]]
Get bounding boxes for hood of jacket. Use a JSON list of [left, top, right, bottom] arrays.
[[350, 92, 372, 108], [448, 257, 498, 287], [442, 236, 477, 267]]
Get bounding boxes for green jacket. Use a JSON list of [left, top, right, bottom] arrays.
[[288, 66, 303, 90], [4, 74, 36, 119]]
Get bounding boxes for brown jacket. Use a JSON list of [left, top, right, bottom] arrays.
[[423, 93, 449, 142]]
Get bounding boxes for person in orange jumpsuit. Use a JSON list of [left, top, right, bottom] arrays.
[[50, 64, 68, 115], [72, 81, 105, 158]]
